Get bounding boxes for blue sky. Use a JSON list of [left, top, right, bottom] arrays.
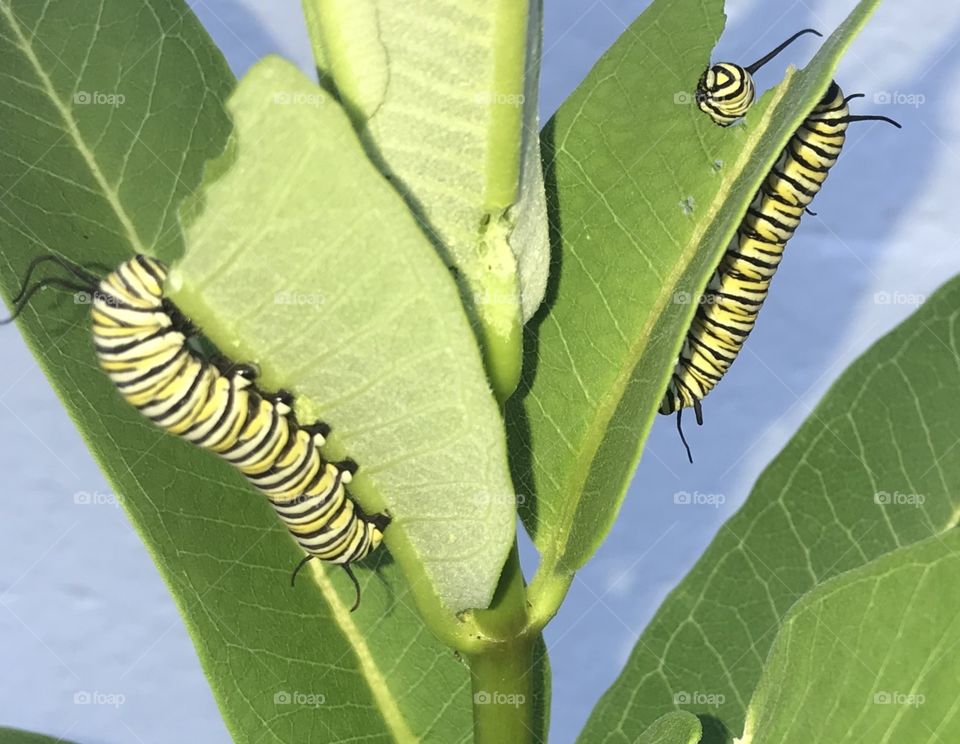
[[2, 1, 959, 742]]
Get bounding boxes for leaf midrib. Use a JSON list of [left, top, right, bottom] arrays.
[[1, 3, 147, 255], [309, 562, 418, 744], [540, 75, 795, 578]]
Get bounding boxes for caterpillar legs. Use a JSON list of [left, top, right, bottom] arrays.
[[675, 398, 704, 464], [290, 555, 363, 613]]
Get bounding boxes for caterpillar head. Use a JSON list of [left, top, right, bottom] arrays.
[[696, 63, 756, 127]]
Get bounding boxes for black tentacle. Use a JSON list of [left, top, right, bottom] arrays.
[[342, 564, 362, 612], [745, 29, 822, 74], [1, 277, 93, 325], [843, 114, 903, 129], [12, 254, 98, 303], [676, 408, 694, 464], [290, 554, 314, 587]]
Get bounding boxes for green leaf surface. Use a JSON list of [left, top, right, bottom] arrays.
[[0, 0, 231, 259], [300, 0, 552, 399], [580, 275, 960, 742], [0, 728, 79, 744], [0, 3, 481, 742], [638, 712, 703, 744], [512, 0, 884, 619], [170, 56, 516, 617], [741, 532, 960, 744]]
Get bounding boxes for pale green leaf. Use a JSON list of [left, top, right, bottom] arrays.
[[169, 56, 516, 616], [638, 712, 703, 744], [300, 0, 552, 398]]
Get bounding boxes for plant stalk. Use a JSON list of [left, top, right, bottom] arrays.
[[469, 634, 538, 744], [466, 544, 539, 744]]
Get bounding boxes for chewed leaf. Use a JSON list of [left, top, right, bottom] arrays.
[[169, 56, 517, 615], [0, 3, 488, 741], [512, 0, 886, 609]]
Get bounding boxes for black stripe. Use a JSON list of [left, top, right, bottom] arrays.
[[728, 249, 780, 271], [746, 207, 795, 235], [135, 255, 166, 285], [760, 182, 800, 209], [112, 266, 143, 299], [688, 333, 737, 364], [251, 443, 317, 493], [223, 400, 279, 463], [703, 315, 751, 338], [94, 288, 160, 313], [151, 362, 209, 424], [682, 357, 722, 383], [187, 374, 236, 443], [115, 349, 186, 391], [793, 133, 838, 162], [771, 166, 816, 198], [94, 326, 169, 356], [789, 143, 831, 174]]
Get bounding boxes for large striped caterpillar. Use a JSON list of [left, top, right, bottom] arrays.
[[3, 254, 389, 610], [663, 73, 901, 461]]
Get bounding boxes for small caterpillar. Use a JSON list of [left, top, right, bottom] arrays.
[[3, 254, 389, 610], [697, 29, 822, 126]]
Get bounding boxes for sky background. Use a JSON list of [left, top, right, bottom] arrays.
[[2, 1, 959, 742]]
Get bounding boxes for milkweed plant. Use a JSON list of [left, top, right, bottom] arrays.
[[1, 1, 957, 743]]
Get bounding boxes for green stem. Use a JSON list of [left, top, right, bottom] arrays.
[[477, 0, 530, 402], [469, 635, 537, 744], [466, 544, 538, 744], [470, 218, 523, 403], [526, 556, 574, 633], [484, 0, 529, 210]]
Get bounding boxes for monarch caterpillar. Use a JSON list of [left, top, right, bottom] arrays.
[[2, 254, 389, 610], [697, 29, 822, 126], [661, 81, 901, 461]]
